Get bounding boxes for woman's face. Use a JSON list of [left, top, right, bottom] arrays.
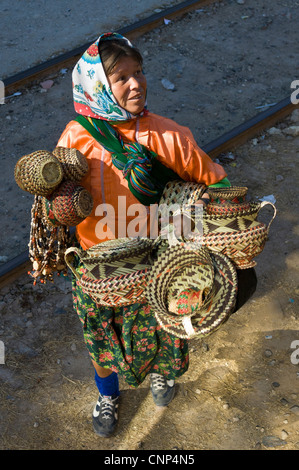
[[108, 56, 147, 115]]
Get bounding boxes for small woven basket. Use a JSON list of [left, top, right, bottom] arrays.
[[207, 186, 248, 205], [52, 146, 89, 182], [65, 237, 154, 306], [201, 200, 276, 269], [43, 180, 93, 226], [14, 150, 63, 196]]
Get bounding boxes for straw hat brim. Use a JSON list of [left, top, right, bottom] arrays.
[[145, 243, 238, 339]]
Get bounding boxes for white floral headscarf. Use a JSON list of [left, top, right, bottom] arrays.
[[72, 32, 147, 121]]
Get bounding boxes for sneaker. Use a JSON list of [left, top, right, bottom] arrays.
[[150, 373, 175, 406], [92, 393, 119, 437]]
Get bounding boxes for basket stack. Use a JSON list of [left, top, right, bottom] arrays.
[[63, 180, 276, 340], [14, 147, 93, 283], [158, 181, 276, 270]]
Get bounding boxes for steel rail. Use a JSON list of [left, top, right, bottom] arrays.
[[3, 0, 217, 95], [1, 0, 298, 288]]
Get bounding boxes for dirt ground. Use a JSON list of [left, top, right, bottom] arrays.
[[0, 0, 298, 451]]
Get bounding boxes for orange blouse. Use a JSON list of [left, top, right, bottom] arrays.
[[57, 112, 227, 249]]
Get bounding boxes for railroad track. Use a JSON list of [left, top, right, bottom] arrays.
[[1, 0, 298, 289]]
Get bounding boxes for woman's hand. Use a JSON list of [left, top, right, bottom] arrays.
[[159, 192, 210, 240]]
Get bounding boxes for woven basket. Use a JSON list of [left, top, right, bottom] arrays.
[[14, 150, 63, 196], [159, 180, 207, 206], [207, 186, 248, 204], [158, 182, 276, 269], [52, 147, 89, 182], [201, 200, 276, 269], [65, 237, 155, 306], [42, 180, 93, 226]]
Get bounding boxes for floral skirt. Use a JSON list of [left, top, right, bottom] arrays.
[[72, 270, 189, 388]]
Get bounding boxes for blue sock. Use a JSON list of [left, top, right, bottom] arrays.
[[94, 370, 120, 398]]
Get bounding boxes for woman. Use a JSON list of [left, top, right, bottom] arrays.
[[57, 32, 230, 438]]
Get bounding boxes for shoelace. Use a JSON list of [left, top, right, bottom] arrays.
[[100, 396, 116, 420], [151, 374, 168, 391]]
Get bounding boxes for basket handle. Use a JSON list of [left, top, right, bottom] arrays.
[[257, 201, 277, 231], [64, 246, 83, 279]]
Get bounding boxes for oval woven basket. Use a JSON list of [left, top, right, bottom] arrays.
[[207, 186, 248, 204], [65, 238, 155, 306], [202, 222, 269, 269], [14, 150, 63, 197], [200, 200, 276, 269]]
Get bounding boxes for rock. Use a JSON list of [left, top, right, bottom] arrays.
[[267, 127, 282, 136], [275, 174, 284, 182], [262, 435, 286, 448], [290, 109, 299, 123], [281, 430, 288, 440], [40, 80, 54, 90], [264, 349, 273, 357], [290, 405, 299, 415], [161, 78, 175, 91], [282, 126, 299, 136], [280, 398, 289, 406]]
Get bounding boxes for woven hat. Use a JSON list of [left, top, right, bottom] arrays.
[[145, 242, 238, 339], [65, 237, 154, 307]]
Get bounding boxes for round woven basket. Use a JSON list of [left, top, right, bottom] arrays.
[[52, 147, 89, 182], [43, 180, 93, 226], [14, 150, 63, 196], [65, 237, 154, 306], [207, 186, 248, 204]]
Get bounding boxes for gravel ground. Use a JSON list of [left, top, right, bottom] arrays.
[[0, 0, 298, 451]]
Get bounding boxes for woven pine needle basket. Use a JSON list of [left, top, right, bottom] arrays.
[[65, 237, 154, 307], [52, 146, 89, 182], [14, 150, 63, 197], [159, 182, 276, 270], [201, 188, 277, 269], [42, 180, 93, 227]]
